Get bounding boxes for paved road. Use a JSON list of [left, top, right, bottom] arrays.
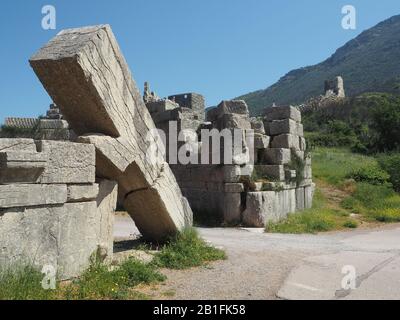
[[114, 216, 400, 300]]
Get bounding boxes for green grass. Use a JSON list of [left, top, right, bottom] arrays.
[[312, 147, 380, 186], [266, 189, 357, 234], [69, 257, 165, 300], [267, 147, 400, 234], [342, 182, 400, 222], [0, 228, 226, 300], [0, 265, 58, 300], [152, 228, 226, 269]]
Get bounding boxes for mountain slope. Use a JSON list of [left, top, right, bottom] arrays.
[[238, 15, 400, 115]]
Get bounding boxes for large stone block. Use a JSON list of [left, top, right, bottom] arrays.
[[30, 25, 192, 241], [0, 184, 67, 208], [95, 179, 117, 263], [254, 165, 285, 181], [38, 141, 95, 184], [222, 193, 242, 224], [67, 184, 99, 202], [250, 118, 265, 134], [0, 138, 37, 152], [0, 151, 47, 183], [254, 134, 270, 149], [0, 201, 101, 280], [261, 148, 291, 165], [269, 119, 302, 136], [242, 191, 276, 227], [264, 105, 301, 122], [295, 187, 305, 211], [271, 134, 300, 149]]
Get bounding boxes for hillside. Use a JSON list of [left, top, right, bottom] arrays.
[[238, 15, 400, 115]]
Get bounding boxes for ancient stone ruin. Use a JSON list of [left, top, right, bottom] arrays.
[[299, 76, 346, 113], [0, 24, 314, 279], [0, 138, 116, 279], [144, 85, 315, 227], [0, 104, 74, 140]]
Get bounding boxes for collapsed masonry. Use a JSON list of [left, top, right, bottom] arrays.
[[0, 24, 193, 279], [298, 76, 346, 113], [144, 86, 315, 227], [29, 25, 193, 241]]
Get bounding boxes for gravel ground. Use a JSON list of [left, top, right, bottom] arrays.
[[113, 214, 400, 300]]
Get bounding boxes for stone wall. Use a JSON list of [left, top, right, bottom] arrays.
[[0, 138, 117, 280], [146, 93, 315, 227]]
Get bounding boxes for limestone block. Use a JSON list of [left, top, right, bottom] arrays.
[[299, 137, 307, 151], [254, 134, 270, 149], [0, 138, 37, 152], [67, 184, 99, 202], [271, 134, 300, 149], [296, 187, 305, 211], [0, 151, 47, 183], [264, 106, 301, 123], [38, 141, 95, 184], [242, 192, 276, 227], [223, 192, 242, 224], [95, 180, 117, 263], [30, 25, 192, 241], [254, 165, 285, 181], [269, 119, 300, 136], [304, 164, 313, 179], [0, 201, 101, 280], [250, 118, 266, 134], [207, 100, 249, 122], [262, 148, 291, 165], [219, 113, 251, 130], [0, 184, 67, 208], [304, 184, 315, 209], [224, 183, 245, 193]]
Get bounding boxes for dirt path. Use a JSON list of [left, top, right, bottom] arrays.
[[114, 212, 400, 300]]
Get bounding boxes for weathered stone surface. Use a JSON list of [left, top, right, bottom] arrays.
[[0, 201, 101, 280], [271, 134, 300, 149], [254, 165, 285, 181], [296, 187, 305, 211], [224, 183, 245, 193], [38, 141, 95, 184], [299, 137, 307, 151], [265, 106, 301, 122], [30, 25, 192, 240], [67, 184, 99, 202], [250, 118, 266, 134], [95, 180, 117, 263], [269, 119, 303, 136], [0, 184, 67, 208], [254, 134, 270, 149], [223, 193, 242, 224], [0, 151, 47, 183], [262, 148, 291, 165], [304, 183, 316, 209], [0, 138, 37, 152], [242, 192, 276, 227]]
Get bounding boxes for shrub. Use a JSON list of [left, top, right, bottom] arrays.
[[346, 164, 390, 186], [378, 153, 400, 192]]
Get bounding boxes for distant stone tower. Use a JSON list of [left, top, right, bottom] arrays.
[[324, 76, 345, 98]]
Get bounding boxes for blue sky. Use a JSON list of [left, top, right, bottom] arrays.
[[0, 0, 399, 122]]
